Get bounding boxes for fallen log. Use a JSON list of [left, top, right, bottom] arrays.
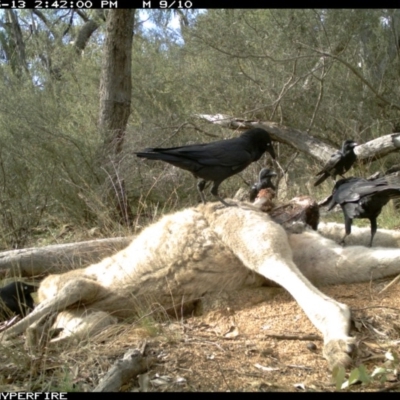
[[0, 237, 132, 277]]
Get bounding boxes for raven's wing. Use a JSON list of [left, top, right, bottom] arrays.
[[316, 151, 342, 176], [146, 138, 253, 168], [332, 178, 388, 204]]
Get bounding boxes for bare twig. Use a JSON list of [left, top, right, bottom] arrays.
[[297, 42, 400, 111], [378, 274, 400, 295], [259, 332, 322, 341], [377, 382, 400, 392], [215, 358, 232, 392]]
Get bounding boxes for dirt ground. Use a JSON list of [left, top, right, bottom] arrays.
[[2, 277, 400, 392], [135, 281, 400, 392]]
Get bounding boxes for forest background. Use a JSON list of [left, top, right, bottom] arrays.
[[0, 9, 399, 248]]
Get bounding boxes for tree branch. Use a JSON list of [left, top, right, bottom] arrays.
[[298, 43, 400, 111], [195, 114, 400, 164]]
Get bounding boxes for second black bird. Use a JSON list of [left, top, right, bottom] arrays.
[[136, 128, 276, 206], [319, 174, 400, 247], [249, 168, 277, 202], [0, 281, 36, 320], [314, 139, 358, 187]]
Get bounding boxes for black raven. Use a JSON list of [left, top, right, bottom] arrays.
[[136, 128, 276, 206], [249, 168, 277, 202], [314, 140, 358, 187], [0, 281, 36, 320], [320, 174, 400, 247]]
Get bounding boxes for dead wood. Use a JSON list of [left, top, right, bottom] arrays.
[[261, 331, 322, 341], [0, 315, 19, 332], [196, 114, 400, 164], [0, 237, 132, 277], [93, 343, 154, 392]]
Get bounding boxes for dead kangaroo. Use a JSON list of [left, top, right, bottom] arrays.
[[4, 199, 400, 371]]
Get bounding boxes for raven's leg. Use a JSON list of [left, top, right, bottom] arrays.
[[197, 179, 207, 204], [369, 217, 377, 247], [340, 214, 352, 246], [210, 181, 236, 207]]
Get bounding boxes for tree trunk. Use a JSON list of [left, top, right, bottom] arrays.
[[4, 10, 29, 77], [98, 10, 135, 226]]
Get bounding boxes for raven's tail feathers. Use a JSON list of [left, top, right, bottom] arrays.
[[314, 173, 329, 187]]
